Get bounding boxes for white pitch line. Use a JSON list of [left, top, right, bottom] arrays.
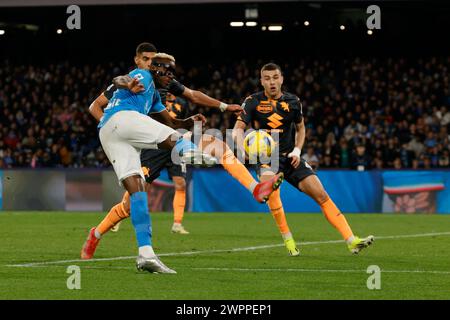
[[5, 231, 450, 268], [16, 265, 450, 275], [8, 262, 450, 275], [4, 240, 340, 267]]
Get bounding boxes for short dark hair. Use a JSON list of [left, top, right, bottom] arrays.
[[136, 42, 157, 55], [260, 63, 282, 74]]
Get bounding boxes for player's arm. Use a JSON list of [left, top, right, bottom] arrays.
[[112, 75, 144, 93], [232, 96, 254, 158], [232, 118, 248, 159], [295, 119, 306, 151], [88, 84, 117, 122], [88, 93, 109, 122], [181, 85, 243, 115], [288, 100, 305, 168], [288, 119, 306, 168], [151, 88, 206, 129], [151, 110, 206, 130]]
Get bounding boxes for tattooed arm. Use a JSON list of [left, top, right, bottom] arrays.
[[112, 75, 144, 93]]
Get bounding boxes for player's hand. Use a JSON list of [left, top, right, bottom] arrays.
[[225, 104, 246, 116], [127, 78, 145, 93], [288, 147, 301, 168], [289, 155, 300, 168], [190, 113, 207, 125], [185, 113, 207, 128]]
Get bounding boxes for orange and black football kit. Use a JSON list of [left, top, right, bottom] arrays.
[[238, 91, 316, 187]]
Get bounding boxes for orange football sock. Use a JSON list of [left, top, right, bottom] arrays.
[[320, 197, 354, 241], [173, 189, 186, 224], [221, 150, 257, 192], [96, 192, 130, 236], [267, 189, 291, 237]]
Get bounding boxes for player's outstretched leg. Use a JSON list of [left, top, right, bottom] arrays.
[[299, 175, 374, 254], [171, 176, 189, 234], [200, 134, 283, 203]]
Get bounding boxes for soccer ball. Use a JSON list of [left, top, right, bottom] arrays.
[[243, 130, 275, 161]]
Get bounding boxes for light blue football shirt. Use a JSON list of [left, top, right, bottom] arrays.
[[98, 68, 165, 128]]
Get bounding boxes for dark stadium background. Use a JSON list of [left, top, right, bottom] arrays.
[[0, 1, 449, 64]]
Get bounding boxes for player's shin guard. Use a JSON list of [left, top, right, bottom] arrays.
[[221, 150, 257, 192], [320, 197, 354, 241], [130, 192, 153, 253]]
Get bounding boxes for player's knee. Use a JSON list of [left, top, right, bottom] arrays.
[[173, 177, 186, 191], [159, 133, 179, 150], [314, 190, 329, 205]]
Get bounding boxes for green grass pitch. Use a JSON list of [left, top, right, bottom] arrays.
[[0, 211, 449, 300]]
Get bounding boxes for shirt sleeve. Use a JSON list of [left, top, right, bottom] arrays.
[[237, 96, 256, 124], [103, 84, 117, 100], [168, 79, 185, 96]]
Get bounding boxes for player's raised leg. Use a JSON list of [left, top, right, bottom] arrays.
[[299, 175, 374, 254], [199, 133, 283, 203]]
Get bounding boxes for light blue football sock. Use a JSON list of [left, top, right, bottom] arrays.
[[130, 191, 152, 247]]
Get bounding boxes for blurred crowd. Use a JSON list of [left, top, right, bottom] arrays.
[[1, 56, 449, 170]]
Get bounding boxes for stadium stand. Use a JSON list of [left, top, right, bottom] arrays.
[[1, 57, 449, 169]]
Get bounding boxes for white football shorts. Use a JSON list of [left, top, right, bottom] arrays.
[[99, 110, 177, 184]]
